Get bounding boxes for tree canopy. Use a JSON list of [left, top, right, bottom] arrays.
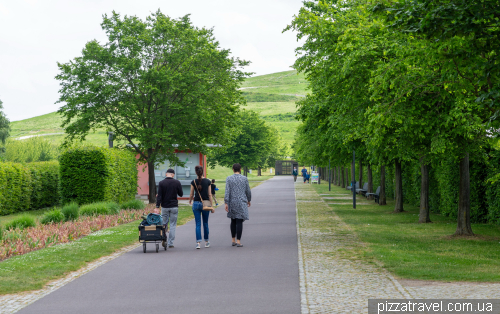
[[0, 99, 10, 146], [209, 110, 282, 173], [287, 0, 500, 235], [56, 11, 250, 201]]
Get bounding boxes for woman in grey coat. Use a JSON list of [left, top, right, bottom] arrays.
[[224, 163, 251, 247]]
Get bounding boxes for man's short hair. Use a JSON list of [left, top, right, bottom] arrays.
[[166, 168, 175, 174], [233, 163, 242, 172]]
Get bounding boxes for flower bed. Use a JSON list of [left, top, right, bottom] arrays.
[[0, 209, 145, 260]]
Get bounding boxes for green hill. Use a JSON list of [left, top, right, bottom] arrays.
[[10, 70, 306, 148]]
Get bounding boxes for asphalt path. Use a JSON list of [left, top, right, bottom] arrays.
[[18, 176, 301, 314]]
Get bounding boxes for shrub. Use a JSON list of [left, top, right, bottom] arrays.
[[40, 209, 65, 224], [0, 163, 32, 215], [107, 202, 120, 214], [120, 199, 145, 210], [26, 161, 60, 210], [59, 146, 137, 205], [80, 202, 110, 216], [0, 225, 3, 240], [61, 202, 79, 221], [5, 214, 36, 230]]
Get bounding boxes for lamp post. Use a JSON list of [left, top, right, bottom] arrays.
[[352, 150, 356, 209], [108, 132, 114, 148], [329, 159, 331, 191]]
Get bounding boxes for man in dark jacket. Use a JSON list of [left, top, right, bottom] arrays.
[[156, 169, 183, 248]]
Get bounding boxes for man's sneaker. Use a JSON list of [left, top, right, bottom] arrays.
[[205, 241, 210, 248], [168, 245, 174, 248], [196, 243, 201, 249]]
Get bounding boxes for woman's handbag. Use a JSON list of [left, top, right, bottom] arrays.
[[193, 179, 214, 211]]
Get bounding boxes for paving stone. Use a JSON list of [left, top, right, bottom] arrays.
[[295, 184, 500, 313]]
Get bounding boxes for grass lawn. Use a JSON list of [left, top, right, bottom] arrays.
[[311, 183, 500, 282], [0, 205, 193, 295], [242, 70, 308, 95], [0, 208, 54, 226]]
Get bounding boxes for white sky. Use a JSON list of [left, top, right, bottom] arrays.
[[0, 0, 304, 121]]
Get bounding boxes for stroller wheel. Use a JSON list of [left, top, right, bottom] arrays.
[[156, 244, 159, 253], [143, 243, 146, 253]]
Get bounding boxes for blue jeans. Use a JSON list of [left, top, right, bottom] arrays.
[[192, 201, 210, 242]]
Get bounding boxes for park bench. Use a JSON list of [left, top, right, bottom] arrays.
[[366, 186, 380, 204], [346, 182, 359, 191], [356, 182, 368, 195]]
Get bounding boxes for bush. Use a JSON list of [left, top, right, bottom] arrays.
[[0, 163, 32, 215], [5, 214, 36, 230], [120, 199, 145, 210], [40, 209, 65, 224], [59, 146, 137, 205], [26, 161, 60, 210], [61, 202, 79, 221], [80, 202, 112, 216], [0, 225, 3, 240], [107, 202, 120, 214]]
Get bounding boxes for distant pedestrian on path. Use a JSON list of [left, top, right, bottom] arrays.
[[211, 179, 219, 206], [292, 167, 298, 182], [156, 168, 183, 248], [301, 166, 308, 183], [225, 163, 251, 247], [189, 165, 214, 249]]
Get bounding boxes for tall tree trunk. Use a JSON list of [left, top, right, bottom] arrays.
[[258, 167, 262, 176], [367, 164, 373, 200], [419, 157, 431, 223], [341, 166, 345, 188], [336, 166, 339, 185], [147, 160, 157, 204], [455, 153, 474, 236], [379, 165, 387, 205], [345, 167, 349, 188], [394, 160, 404, 213], [358, 161, 363, 190]]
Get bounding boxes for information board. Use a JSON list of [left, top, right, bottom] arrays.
[[311, 172, 319, 184]]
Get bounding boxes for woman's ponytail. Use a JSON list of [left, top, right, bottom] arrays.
[[195, 165, 203, 191]]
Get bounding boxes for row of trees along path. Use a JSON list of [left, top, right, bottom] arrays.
[[287, 0, 500, 236]]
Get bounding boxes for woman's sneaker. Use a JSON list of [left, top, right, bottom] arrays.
[[196, 243, 201, 249], [205, 241, 210, 248]]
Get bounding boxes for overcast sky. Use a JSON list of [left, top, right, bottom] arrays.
[[0, 0, 304, 121]]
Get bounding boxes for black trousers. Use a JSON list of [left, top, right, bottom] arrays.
[[230, 218, 244, 240]]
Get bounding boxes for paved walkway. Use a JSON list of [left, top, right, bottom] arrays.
[[5, 177, 500, 314], [15, 176, 301, 314], [296, 183, 500, 313]]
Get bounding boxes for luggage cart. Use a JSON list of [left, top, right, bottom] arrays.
[[139, 225, 167, 253]]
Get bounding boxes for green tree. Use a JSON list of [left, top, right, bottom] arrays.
[[55, 11, 250, 202], [371, 0, 499, 235], [210, 110, 281, 174], [0, 99, 10, 147]]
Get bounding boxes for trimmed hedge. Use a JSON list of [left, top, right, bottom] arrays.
[[0, 163, 32, 215], [60, 146, 137, 205], [26, 161, 60, 210]]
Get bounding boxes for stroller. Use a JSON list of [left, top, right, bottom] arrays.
[[138, 213, 167, 253]]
